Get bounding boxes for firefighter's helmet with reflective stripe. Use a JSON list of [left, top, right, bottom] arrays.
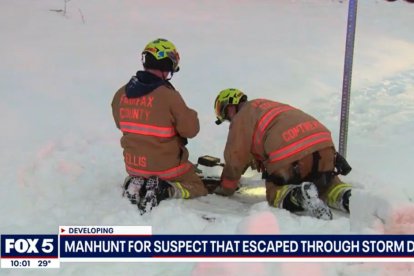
[[142, 38, 180, 73], [214, 88, 247, 125]]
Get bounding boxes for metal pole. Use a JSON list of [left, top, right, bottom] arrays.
[[338, 0, 358, 158]]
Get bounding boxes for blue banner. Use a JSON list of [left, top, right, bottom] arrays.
[[59, 235, 414, 258]]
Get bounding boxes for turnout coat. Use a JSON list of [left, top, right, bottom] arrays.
[[112, 71, 199, 182], [221, 99, 334, 191]]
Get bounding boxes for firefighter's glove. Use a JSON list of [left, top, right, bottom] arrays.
[[201, 177, 221, 194], [214, 186, 236, 196]]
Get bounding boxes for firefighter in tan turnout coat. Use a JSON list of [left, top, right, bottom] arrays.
[[112, 38, 207, 214], [214, 88, 352, 220]]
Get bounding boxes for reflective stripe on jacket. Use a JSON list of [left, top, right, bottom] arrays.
[[126, 162, 193, 180], [120, 122, 176, 138]]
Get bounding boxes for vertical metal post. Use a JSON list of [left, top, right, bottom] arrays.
[[339, 0, 358, 158]]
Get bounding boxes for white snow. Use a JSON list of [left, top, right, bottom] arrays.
[[1, 0, 414, 275]]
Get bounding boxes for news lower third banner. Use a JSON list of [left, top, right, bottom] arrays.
[[1, 226, 414, 268]]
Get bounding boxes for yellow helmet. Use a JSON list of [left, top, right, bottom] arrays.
[[214, 88, 247, 125], [142, 38, 180, 73]]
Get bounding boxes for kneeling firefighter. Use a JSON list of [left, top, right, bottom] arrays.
[[213, 88, 352, 220], [111, 38, 208, 214]]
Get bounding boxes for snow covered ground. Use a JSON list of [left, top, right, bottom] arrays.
[[1, 0, 414, 275]]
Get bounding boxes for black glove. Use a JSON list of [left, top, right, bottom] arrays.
[[201, 177, 221, 194]]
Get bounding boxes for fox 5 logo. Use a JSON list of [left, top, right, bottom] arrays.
[[1, 235, 58, 257]]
